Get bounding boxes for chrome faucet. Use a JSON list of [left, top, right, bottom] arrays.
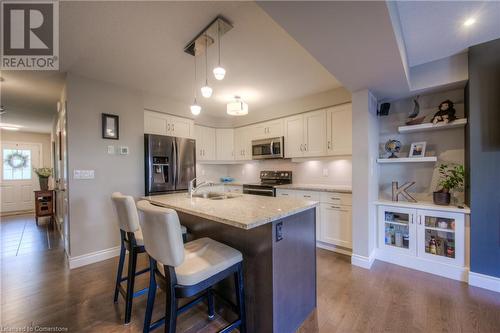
[[188, 178, 214, 198]]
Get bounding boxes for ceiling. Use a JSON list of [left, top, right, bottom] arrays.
[[1, 1, 340, 133], [396, 1, 500, 67]]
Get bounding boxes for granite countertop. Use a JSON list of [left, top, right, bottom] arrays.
[[144, 193, 318, 230], [274, 184, 352, 193]]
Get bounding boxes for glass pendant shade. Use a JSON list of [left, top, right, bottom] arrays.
[[190, 99, 201, 115], [226, 96, 248, 116], [213, 66, 226, 80], [201, 85, 213, 98]]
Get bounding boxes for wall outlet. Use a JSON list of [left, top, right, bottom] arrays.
[[107, 145, 115, 154], [119, 146, 129, 155], [74, 169, 95, 180], [322, 168, 329, 177]]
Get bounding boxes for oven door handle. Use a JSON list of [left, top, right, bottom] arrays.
[[270, 140, 274, 155], [244, 188, 275, 193]]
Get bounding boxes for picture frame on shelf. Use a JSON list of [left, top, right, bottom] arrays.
[[409, 141, 426, 158], [102, 113, 119, 140]]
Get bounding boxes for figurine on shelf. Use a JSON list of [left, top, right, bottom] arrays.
[[385, 139, 402, 158], [406, 96, 425, 125], [430, 99, 457, 125]]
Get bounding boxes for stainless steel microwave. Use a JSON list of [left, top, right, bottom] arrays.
[[252, 137, 284, 160]]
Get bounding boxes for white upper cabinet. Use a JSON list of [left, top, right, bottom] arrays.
[[284, 110, 326, 158], [327, 103, 352, 156], [284, 114, 305, 158], [216, 128, 235, 161], [194, 125, 216, 161], [144, 110, 194, 139], [234, 127, 252, 160], [252, 119, 284, 139], [303, 110, 327, 157]]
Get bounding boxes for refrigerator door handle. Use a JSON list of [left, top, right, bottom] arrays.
[[172, 139, 177, 189]]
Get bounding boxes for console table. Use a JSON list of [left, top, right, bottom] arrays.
[[34, 190, 54, 226]]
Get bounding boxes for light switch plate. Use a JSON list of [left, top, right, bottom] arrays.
[[119, 146, 129, 155], [107, 145, 115, 154], [74, 169, 95, 180]]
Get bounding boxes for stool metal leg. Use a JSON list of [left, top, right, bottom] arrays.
[[207, 287, 215, 320], [143, 258, 157, 333], [235, 263, 246, 333], [165, 266, 178, 333], [124, 247, 138, 324], [114, 241, 126, 303]]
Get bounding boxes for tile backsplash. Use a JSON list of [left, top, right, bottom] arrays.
[[196, 157, 352, 186]]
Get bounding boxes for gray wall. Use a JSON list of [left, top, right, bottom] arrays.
[[468, 39, 500, 278], [66, 73, 144, 257], [378, 89, 465, 202]]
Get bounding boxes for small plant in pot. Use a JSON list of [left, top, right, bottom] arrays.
[[434, 164, 464, 206], [33, 167, 53, 191]]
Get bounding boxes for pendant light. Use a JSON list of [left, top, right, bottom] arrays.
[[213, 21, 226, 80], [190, 56, 201, 115], [227, 96, 248, 116], [200, 33, 213, 98]]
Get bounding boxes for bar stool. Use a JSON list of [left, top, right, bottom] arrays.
[[136, 200, 246, 333], [111, 192, 150, 324]]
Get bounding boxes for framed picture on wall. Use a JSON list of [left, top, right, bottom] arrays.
[[409, 141, 426, 157], [102, 113, 119, 140]]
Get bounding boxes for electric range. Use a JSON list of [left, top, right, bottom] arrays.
[[242, 171, 292, 197]]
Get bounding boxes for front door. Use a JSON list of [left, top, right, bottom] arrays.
[[0, 142, 42, 213]]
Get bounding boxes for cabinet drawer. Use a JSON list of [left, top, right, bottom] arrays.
[[321, 192, 352, 206], [296, 190, 320, 201], [276, 189, 296, 198]]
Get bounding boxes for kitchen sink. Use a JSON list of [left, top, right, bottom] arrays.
[[191, 192, 241, 200]]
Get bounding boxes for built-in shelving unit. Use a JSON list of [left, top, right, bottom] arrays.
[[398, 118, 467, 134], [377, 156, 438, 164]]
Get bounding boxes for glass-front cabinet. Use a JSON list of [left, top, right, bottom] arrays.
[[378, 205, 465, 267], [378, 207, 416, 256], [417, 210, 464, 266]]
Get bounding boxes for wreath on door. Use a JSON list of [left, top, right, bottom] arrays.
[[4, 151, 29, 169]]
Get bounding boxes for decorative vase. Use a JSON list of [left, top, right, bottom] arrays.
[[433, 191, 450, 206], [39, 176, 49, 191]]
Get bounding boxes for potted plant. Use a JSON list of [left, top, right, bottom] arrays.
[[433, 164, 465, 205], [33, 167, 53, 191]]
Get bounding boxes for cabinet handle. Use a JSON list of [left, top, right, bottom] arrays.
[[172, 124, 175, 132], [167, 123, 170, 131], [331, 206, 341, 209], [303, 195, 311, 198], [304, 144, 307, 151], [330, 197, 340, 200], [281, 193, 289, 196], [418, 215, 422, 225], [300, 144, 303, 151], [328, 141, 331, 149], [410, 215, 414, 224]]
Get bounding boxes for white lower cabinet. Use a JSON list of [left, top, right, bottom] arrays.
[[276, 189, 352, 252], [377, 204, 466, 279]]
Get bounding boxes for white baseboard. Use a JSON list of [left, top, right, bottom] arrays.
[[316, 242, 352, 256], [69, 246, 121, 269], [351, 250, 376, 269], [469, 271, 500, 293]]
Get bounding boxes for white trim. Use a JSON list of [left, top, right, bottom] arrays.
[[376, 249, 468, 282], [351, 250, 376, 269], [469, 271, 500, 293], [68, 246, 121, 269], [317, 242, 352, 256]]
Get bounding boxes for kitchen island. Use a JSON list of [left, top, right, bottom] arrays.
[[145, 192, 318, 333]]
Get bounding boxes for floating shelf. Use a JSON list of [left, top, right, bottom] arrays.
[[398, 118, 467, 134], [377, 157, 438, 164]]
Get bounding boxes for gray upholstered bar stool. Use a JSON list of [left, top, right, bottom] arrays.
[[136, 200, 246, 333]]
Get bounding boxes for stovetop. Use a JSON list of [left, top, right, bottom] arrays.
[[244, 171, 292, 188]]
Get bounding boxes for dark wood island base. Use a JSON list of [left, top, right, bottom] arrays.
[[178, 208, 317, 333]]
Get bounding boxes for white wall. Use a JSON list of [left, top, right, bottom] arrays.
[[378, 88, 465, 202], [66, 73, 144, 258], [351, 90, 379, 263]]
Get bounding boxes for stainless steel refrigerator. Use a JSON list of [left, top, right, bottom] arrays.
[[144, 134, 196, 195]]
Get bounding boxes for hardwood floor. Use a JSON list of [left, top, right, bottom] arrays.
[[1, 214, 500, 332]]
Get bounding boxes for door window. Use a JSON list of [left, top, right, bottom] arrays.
[[3, 149, 32, 180]]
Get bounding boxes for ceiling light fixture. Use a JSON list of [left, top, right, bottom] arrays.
[[463, 17, 476, 27], [190, 56, 202, 116], [227, 96, 248, 116], [0, 105, 5, 115], [200, 32, 213, 98], [213, 21, 226, 81]]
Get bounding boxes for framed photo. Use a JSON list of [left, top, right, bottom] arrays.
[[409, 141, 426, 157], [102, 113, 119, 140]]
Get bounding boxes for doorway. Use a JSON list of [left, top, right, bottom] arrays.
[[0, 142, 42, 213]]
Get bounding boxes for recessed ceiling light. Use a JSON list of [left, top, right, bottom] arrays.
[[464, 17, 476, 27]]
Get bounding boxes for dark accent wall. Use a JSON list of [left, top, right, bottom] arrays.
[[468, 38, 500, 278]]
